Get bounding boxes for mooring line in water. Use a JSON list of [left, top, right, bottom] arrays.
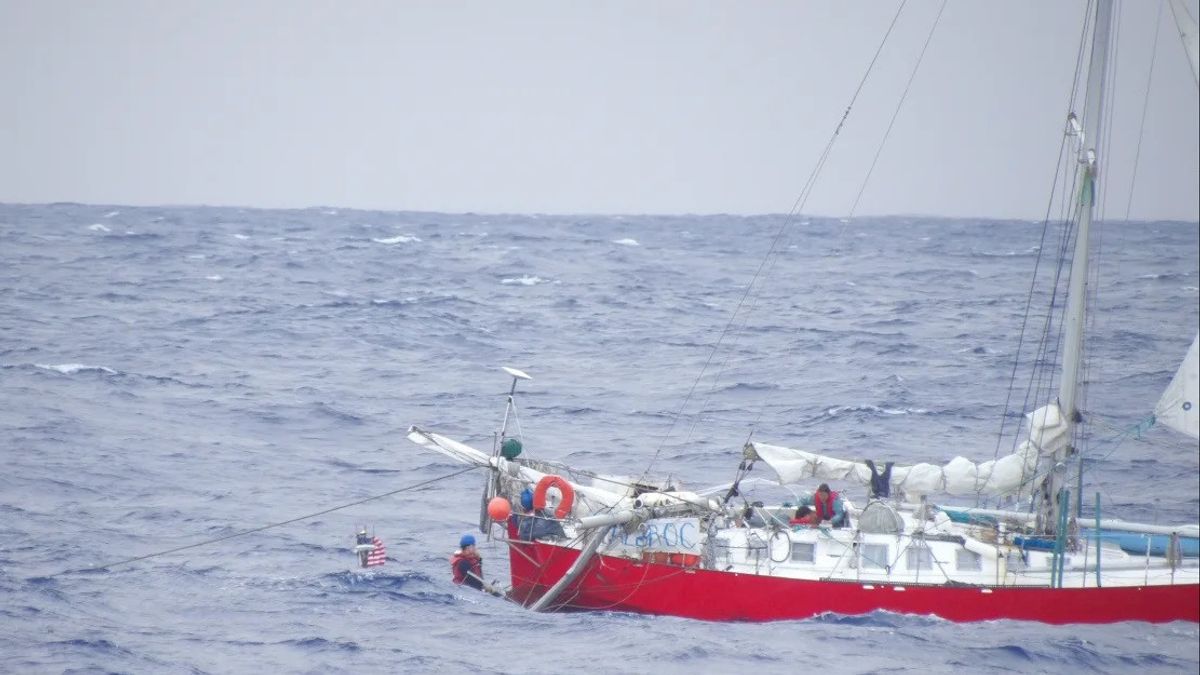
[[48, 465, 482, 578]]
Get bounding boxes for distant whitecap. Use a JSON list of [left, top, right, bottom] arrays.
[[102, 210, 120, 218], [613, 238, 639, 246], [88, 223, 111, 232], [372, 235, 421, 245], [206, 275, 224, 281], [824, 404, 929, 417], [233, 234, 250, 240], [501, 275, 548, 286], [35, 363, 117, 375]]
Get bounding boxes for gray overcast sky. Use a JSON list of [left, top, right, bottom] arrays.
[[1, 1, 1197, 220]]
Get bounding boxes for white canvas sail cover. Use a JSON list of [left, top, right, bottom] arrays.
[[1154, 334, 1200, 440], [750, 403, 1070, 499]]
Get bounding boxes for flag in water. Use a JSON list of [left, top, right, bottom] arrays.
[[366, 536, 386, 567]]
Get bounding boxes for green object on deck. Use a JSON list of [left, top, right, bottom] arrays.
[[500, 437, 523, 459]]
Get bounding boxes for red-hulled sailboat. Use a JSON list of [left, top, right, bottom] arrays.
[[407, 0, 1200, 624]]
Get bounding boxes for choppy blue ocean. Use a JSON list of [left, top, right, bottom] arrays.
[[1, 203, 1197, 674]]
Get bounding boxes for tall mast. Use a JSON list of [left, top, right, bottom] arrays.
[[1040, 0, 1116, 534]]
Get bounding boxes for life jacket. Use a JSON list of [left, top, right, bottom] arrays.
[[450, 550, 482, 585], [814, 491, 840, 522]]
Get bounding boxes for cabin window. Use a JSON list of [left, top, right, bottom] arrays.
[[791, 542, 815, 563], [860, 544, 889, 569], [956, 549, 983, 571], [906, 545, 933, 570]]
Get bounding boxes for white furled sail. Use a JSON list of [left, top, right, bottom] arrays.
[[406, 426, 627, 509], [1169, 0, 1200, 86], [1154, 334, 1200, 440], [750, 403, 1069, 499]]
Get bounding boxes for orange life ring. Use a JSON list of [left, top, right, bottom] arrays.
[[533, 474, 575, 519]]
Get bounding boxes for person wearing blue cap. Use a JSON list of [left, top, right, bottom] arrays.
[[513, 487, 565, 542], [450, 533, 486, 592]]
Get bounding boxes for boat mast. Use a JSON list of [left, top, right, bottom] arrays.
[[1040, 0, 1116, 535]]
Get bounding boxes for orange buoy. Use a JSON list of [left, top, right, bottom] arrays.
[[487, 496, 512, 522], [532, 474, 575, 519]]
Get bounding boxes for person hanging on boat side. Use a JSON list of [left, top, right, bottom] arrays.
[[799, 483, 847, 528], [450, 534, 500, 595]]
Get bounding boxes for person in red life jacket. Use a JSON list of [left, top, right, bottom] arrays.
[[451, 534, 486, 591], [799, 483, 847, 528], [789, 505, 819, 528], [451, 534, 503, 596]]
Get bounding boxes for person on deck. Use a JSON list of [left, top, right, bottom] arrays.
[[799, 483, 847, 528], [513, 488, 566, 541], [450, 534, 487, 592]]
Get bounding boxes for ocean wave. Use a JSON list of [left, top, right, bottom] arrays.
[[32, 363, 117, 375], [821, 404, 931, 418], [372, 235, 421, 244], [501, 275, 549, 286], [1137, 271, 1191, 280], [613, 238, 640, 246], [278, 637, 362, 652]]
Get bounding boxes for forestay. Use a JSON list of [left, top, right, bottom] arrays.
[[1154, 334, 1200, 440]]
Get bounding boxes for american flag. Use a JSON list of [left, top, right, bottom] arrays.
[[365, 536, 386, 567], [362, 533, 386, 564]]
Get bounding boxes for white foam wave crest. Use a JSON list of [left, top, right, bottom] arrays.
[[501, 275, 548, 286], [206, 275, 224, 281], [824, 404, 929, 417], [233, 234, 250, 240], [34, 363, 117, 375], [88, 223, 111, 232], [613, 238, 639, 246], [102, 210, 120, 218], [372, 235, 421, 245]]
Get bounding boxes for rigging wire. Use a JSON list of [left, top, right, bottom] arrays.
[[640, 0, 910, 480], [1077, 0, 1165, 493], [44, 465, 482, 578], [848, 0, 948, 219], [993, 0, 1097, 485], [1121, 0, 1165, 225], [685, 0, 925, 449]]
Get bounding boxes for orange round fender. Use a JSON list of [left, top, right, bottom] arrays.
[[533, 474, 575, 519]]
